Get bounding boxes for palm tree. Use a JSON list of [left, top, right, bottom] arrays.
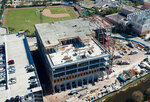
[[145, 88, 150, 98], [8, 27, 15, 33], [25, 29, 30, 35], [132, 90, 144, 102]]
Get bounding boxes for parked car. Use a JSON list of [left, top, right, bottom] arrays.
[[116, 60, 130, 65], [8, 60, 14, 65]]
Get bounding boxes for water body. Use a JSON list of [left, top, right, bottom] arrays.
[[105, 77, 150, 102]]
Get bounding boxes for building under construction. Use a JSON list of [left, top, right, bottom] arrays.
[[35, 18, 110, 93]]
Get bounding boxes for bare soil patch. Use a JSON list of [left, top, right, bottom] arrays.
[[42, 9, 70, 18]]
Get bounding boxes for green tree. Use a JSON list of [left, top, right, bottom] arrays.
[[10, 0, 13, 5], [43, 0, 47, 5], [20, 0, 25, 7], [132, 90, 144, 102], [135, 1, 142, 6], [145, 88, 150, 98], [0, 22, 2, 26], [8, 27, 15, 33], [25, 29, 30, 35]]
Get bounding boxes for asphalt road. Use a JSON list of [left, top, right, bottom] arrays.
[[111, 33, 150, 47]]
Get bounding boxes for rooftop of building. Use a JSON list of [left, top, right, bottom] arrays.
[[122, 6, 142, 12], [0, 27, 8, 35], [105, 13, 126, 24], [48, 38, 106, 66], [127, 9, 150, 25], [35, 18, 101, 49], [35, 18, 109, 67], [0, 33, 41, 102], [94, 0, 119, 7]]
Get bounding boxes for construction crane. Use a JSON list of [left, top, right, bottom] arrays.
[[89, 16, 119, 77]]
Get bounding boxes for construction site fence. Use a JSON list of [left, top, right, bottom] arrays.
[[92, 72, 150, 102], [0, 7, 6, 23], [110, 36, 147, 47]]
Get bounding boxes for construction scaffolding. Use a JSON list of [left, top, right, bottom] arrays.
[[89, 16, 111, 52]]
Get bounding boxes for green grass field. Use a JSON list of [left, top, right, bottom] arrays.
[[4, 6, 77, 35], [50, 6, 67, 14]]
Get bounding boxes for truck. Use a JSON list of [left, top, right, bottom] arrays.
[[128, 41, 134, 48], [129, 50, 138, 55], [113, 54, 122, 59], [141, 61, 150, 70], [68, 87, 88, 95], [116, 60, 130, 65]]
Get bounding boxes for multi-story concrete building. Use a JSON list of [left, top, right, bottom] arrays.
[[0, 27, 43, 102], [35, 18, 110, 93]]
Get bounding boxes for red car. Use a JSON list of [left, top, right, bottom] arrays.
[[8, 60, 14, 65]]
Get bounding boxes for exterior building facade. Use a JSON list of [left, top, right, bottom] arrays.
[[35, 18, 110, 93]]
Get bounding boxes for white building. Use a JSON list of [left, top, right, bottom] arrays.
[[127, 9, 150, 36]]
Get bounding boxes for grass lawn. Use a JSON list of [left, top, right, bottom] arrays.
[[4, 6, 77, 35], [50, 6, 67, 14]]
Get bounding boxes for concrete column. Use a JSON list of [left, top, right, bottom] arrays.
[[86, 78, 88, 84], [96, 74, 98, 82], [76, 80, 78, 87], [92, 75, 94, 84], [52, 85, 55, 94], [64, 84, 67, 91], [81, 78, 83, 86], [58, 85, 61, 92], [70, 82, 72, 89], [87, 77, 89, 84]]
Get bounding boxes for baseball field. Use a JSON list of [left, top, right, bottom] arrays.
[[3, 6, 78, 35]]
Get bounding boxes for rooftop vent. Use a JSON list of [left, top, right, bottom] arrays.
[[47, 40, 50, 44], [63, 56, 71, 60]]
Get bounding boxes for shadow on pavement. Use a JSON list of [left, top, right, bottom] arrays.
[[31, 50, 53, 96]]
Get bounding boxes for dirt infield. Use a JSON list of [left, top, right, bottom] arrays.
[[42, 9, 70, 18]]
